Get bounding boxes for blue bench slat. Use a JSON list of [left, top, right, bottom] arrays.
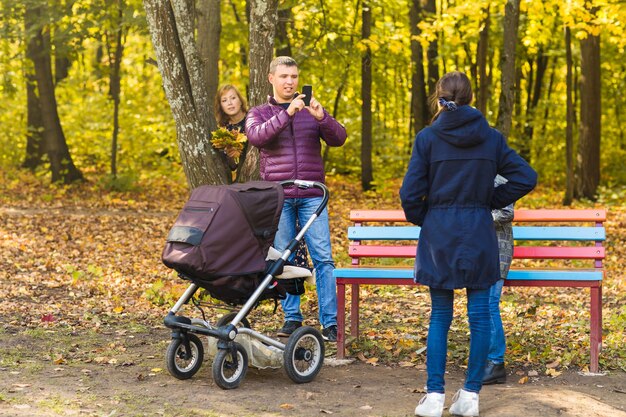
[[347, 226, 605, 241], [507, 269, 603, 281], [512, 226, 605, 241], [333, 268, 603, 281]]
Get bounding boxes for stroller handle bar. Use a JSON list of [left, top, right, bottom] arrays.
[[280, 180, 330, 217], [279, 180, 329, 218]]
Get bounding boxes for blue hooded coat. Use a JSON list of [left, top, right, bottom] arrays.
[[400, 105, 537, 290]]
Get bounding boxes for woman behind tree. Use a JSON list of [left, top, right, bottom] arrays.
[[215, 84, 248, 132], [400, 71, 537, 417], [214, 84, 248, 176]]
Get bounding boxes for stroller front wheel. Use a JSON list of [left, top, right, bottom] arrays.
[[165, 333, 204, 380], [212, 342, 248, 389], [283, 326, 325, 384]]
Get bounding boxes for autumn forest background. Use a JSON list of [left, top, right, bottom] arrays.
[[1, 0, 625, 379]]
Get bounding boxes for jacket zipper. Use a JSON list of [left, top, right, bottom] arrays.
[[290, 114, 298, 198]]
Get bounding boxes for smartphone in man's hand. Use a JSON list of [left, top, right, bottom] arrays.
[[302, 85, 312, 106]]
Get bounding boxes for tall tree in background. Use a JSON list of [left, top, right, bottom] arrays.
[[409, 0, 427, 138], [53, 0, 74, 84], [563, 25, 575, 205], [361, 1, 373, 191], [143, 0, 229, 189], [476, 5, 490, 115], [424, 0, 438, 96], [496, 0, 521, 139], [197, 0, 221, 104], [23, 23, 45, 171], [238, 0, 277, 182], [25, 2, 83, 183], [106, 0, 127, 178], [520, 47, 550, 162], [576, 4, 601, 200]]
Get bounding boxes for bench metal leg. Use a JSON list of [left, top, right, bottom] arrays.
[[590, 285, 602, 373], [337, 281, 346, 359], [351, 284, 360, 337]]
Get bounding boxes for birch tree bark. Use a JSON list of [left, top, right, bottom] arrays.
[[143, 0, 229, 189]]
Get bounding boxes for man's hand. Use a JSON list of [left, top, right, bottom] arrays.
[[287, 94, 306, 116], [306, 97, 324, 121]]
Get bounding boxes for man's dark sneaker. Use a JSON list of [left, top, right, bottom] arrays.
[[482, 360, 507, 385], [322, 325, 338, 342], [277, 321, 302, 337]]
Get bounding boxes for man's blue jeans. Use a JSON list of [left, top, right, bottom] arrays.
[[488, 279, 506, 364], [273, 197, 337, 329], [426, 287, 490, 394]]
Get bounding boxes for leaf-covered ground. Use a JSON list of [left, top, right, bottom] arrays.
[[1, 169, 625, 416]]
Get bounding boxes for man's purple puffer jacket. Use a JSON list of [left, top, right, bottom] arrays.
[[246, 96, 347, 198]]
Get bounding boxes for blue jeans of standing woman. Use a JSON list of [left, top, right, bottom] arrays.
[[426, 287, 490, 393], [488, 279, 506, 364], [273, 197, 337, 329]]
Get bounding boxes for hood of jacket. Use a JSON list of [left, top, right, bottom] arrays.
[[430, 105, 490, 148]]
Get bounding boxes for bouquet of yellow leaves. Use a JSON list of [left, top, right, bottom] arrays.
[[210, 127, 248, 162]]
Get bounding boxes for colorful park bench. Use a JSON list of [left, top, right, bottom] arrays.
[[333, 209, 606, 373]]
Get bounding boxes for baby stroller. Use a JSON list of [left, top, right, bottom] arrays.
[[161, 179, 328, 389]]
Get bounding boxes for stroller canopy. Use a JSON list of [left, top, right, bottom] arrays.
[[163, 181, 284, 280]]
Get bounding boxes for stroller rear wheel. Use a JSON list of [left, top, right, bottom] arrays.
[[283, 326, 325, 384], [165, 333, 204, 380], [212, 342, 248, 389]]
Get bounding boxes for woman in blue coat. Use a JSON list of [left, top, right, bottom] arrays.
[[401, 71, 537, 417]]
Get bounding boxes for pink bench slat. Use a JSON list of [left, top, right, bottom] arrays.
[[349, 244, 605, 260]]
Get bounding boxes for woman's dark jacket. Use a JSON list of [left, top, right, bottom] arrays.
[[399, 105, 537, 290]]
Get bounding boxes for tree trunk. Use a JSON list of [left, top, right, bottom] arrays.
[[23, 14, 45, 171], [107, 0, 126, 178], [410, 0, 427, 139], [143, 0, 229, 189], [424, 0, 438, 96], [53, 0, 74, 84], [519, 49, 548, 162], [563, 26, 574, 205], [238, 0, 277, 182], [26, 3, 83, 184], [197, 0, 221, 105], [576, 25, 601, 200], [495, 0, 521, 139], [476, 5, 490, 114], [361, 1, 373, 191]]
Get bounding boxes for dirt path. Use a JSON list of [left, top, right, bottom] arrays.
[[1, 323, 625, 417]]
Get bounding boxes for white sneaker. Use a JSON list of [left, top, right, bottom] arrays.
[[449, 389, 479, 416], [414, 392, 445, 417]]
